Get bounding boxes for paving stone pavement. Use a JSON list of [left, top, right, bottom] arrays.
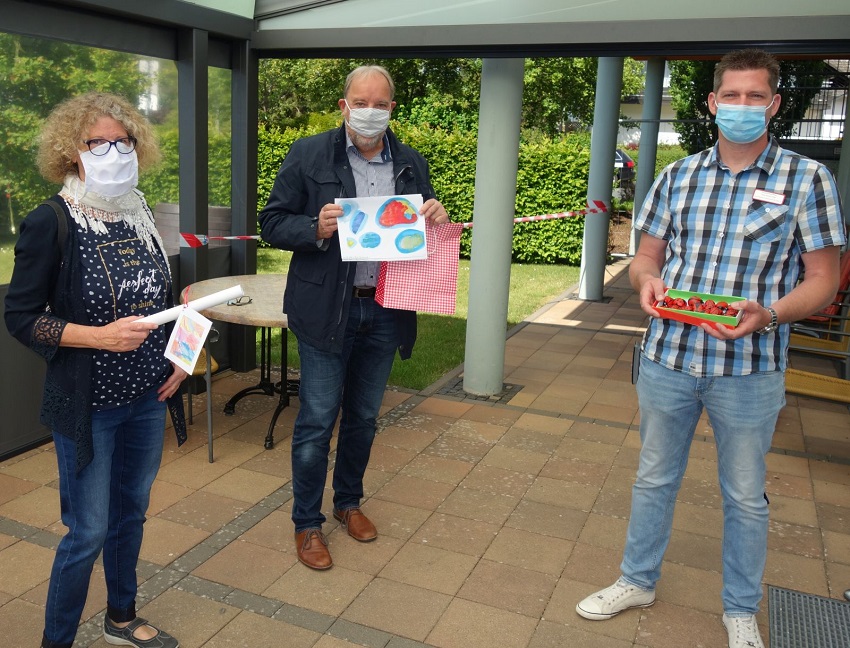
[[1, 260, 848, 647]]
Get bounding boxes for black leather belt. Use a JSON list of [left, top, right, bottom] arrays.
[[352, 286, 376, 299]]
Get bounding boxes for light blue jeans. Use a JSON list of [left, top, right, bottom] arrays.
[[621, 355, 785, 615]]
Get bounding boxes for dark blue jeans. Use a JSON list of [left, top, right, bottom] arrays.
[[43, 388, 166, 648], [291, 297, 399, 532]]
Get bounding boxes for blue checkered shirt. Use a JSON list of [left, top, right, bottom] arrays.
[[636, 138, 846, 377], [348, 132, 394, 288]]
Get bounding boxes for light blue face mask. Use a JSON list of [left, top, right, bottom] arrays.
[[713, 99, 775, 144]]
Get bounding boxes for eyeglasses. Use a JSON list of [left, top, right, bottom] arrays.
[[226, 296, 253, 306], [83, 136, 137, 156]]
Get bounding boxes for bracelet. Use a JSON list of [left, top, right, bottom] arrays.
[[756, 306, 778, 334]]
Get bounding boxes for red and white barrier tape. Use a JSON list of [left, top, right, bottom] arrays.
[[180, 233, 261, 248], [179, 201, 609, 244]]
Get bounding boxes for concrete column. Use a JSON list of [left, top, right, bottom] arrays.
[[579, 57, 623, 300], [836, 89, 850, 226], [463, 58, 525, 396], [630, 57, 665, 254]]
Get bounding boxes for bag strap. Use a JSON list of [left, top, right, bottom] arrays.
[[42, 199, 67, 262]]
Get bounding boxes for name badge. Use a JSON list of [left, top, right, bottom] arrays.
[[753, 189, 785, 205]]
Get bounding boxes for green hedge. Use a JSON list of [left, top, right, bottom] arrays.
[[627, 143, 689, 179], [7, 122, 684, 267], [252, 122, 592, 264], [139, 122, 595, 265], [390, 124, 591, 264], [139, 129, 236, 208]]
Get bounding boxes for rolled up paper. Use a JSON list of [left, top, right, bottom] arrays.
[[138, 285, 244, 325]]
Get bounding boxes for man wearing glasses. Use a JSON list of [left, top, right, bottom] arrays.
[[259, 65, 448, 570]]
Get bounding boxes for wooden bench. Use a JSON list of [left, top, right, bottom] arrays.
[[789, 249, 850, 381], [785, 368, 850, 404]]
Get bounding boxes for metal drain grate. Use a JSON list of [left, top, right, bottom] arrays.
[[768, 586, 850, 647], [435, 377, 523, 404]]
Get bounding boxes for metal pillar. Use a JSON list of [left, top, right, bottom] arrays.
[[231, 39, 258, 276], [630, 57, 665, 255], [177, 28, 209, 288], [230, 39, 258, 372], [579, 57, 623, 300], [837, 88, 850, 226], [462, 58, 525, 396]]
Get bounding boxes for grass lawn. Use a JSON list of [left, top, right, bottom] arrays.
[[0, 236, 16, 285], [256, 247, 581, 390]]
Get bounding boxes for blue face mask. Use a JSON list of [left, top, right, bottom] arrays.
[[713, 99, 775, 144]]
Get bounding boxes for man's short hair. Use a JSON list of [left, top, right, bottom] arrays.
[[344, 65, 396, 100], [714, 49, 780, 94]]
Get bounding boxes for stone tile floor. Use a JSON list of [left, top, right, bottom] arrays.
[[1, 260, 848, 647]]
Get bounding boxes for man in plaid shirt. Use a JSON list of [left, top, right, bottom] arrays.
[[577, 49, 846, 648]]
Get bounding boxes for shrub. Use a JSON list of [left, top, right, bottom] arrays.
[[393, 123, 591, 264], [651, 143, 688, 175], [140, 121, 594, 265], [139, 128, 234, 208]]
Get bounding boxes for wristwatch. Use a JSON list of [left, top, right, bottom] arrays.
[[756, 306, 778, 334]]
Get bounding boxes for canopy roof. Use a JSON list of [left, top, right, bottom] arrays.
[[23, 1, 850, 60], [251, 0, 850, 58]]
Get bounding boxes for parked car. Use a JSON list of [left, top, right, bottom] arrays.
[[614, 148, 635, 199], [614, 148, 635, 184]]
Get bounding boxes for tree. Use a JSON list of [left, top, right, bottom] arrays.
[[0, 34, 146, 230], [258, 58, 348, 130], [668, 60, 716, 154], [258, 58, 482, 131], [257, 56, 644, 137], [522, 57, 645, 137], [670, 58, 829, 154]]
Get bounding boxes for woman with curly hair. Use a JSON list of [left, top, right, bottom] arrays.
[[5, 92, 186, 648]]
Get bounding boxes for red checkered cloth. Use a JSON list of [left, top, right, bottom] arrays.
[[375, 220, 463, 315]]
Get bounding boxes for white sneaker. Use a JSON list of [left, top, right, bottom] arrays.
[[722, 613, 764, 648], [576, 578, 656, 620]]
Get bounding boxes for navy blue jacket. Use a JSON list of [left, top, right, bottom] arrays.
[[258, 125, 437, 359], [4, 196, 186, 472]]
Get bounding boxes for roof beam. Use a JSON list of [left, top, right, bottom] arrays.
[[33, 0, 253, 40], [252, 15, 850, 59]]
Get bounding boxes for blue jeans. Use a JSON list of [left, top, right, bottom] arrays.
[[291, 297, 399, 532], [621, 356, 784, 615], [43, 389, 166, 648]]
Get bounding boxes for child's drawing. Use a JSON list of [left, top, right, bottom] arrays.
[[164, 307, 213, 374], [336, 194, 427, 261]]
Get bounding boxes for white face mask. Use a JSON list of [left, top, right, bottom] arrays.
[[79, 146, 139, 197], [344, 100, 391, 138]]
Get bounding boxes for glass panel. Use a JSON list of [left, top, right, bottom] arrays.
[[209, 66, 232, 209], [0, 32, 178, 284], [207, 66, 232, 254]]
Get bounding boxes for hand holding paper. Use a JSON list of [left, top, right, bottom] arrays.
[[137, 284, 243, 374], [335, 194, 426, 262]]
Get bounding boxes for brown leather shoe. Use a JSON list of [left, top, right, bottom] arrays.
[[295, 528, 333, 570], [333, 507, 378, 542]]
